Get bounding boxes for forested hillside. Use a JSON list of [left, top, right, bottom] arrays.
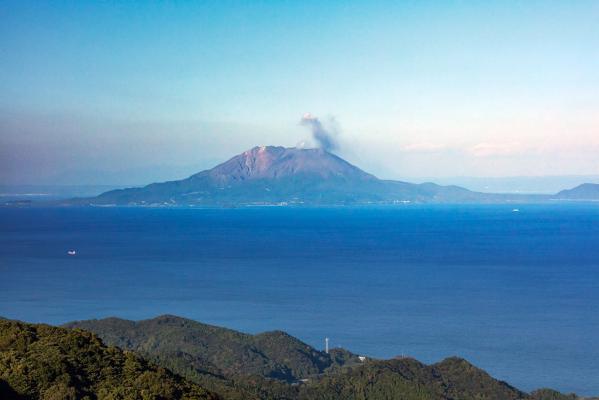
[[0, 319, 219, 400]]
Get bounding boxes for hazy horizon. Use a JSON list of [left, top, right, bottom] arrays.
[[1, 1, 598, 185], [1, 161, 598, 196], [1, 144, 599, 194]]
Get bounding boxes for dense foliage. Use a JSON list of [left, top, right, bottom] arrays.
[[0, 319, 219, 400], [301, 357, 527, 400], [63, 315, 593, 400], [530, 389, 579, 400], [64, 315, 359, 382], [64, 315, 363, 399], [2, 316, 592, 400]]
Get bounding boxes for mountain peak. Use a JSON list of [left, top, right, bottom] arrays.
[[200, 145, 375, 183]]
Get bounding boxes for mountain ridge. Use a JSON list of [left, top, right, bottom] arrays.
[[63, 314, 358, 383]]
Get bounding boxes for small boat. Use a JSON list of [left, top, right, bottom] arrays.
[[67, 250, 77, 256], [512, 208, 520, 212]]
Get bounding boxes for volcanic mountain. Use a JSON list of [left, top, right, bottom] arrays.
[[77, 146, 491, 206]]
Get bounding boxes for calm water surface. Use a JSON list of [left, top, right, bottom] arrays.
[[1, 205, 598, 395]]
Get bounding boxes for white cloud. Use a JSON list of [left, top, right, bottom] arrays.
[[468, 142, 527, 157]]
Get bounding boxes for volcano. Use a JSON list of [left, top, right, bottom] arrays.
[[76, 146, 502, 206]]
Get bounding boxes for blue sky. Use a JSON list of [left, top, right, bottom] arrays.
[[1, 1, 598, 185]]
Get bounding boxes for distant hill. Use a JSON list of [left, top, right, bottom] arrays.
[[63, 315, 591, 400], [64, 315, 359, 382], [302, 357, 527, 400], [0, 319, 219, 400], [555, 183, 599, 200], [419, 176, 599, 195], [68, 146, 499, 206], [306, 358, 592, 400], [63, 315, 362, 399]]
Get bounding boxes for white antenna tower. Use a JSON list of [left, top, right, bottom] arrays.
[[325, 337, 329, 354]]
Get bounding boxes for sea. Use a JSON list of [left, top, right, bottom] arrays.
[[1, 205, 598, 395]]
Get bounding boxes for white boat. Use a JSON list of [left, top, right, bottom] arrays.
[[67, 250, 77, 256], [512, 208, 520, 212]]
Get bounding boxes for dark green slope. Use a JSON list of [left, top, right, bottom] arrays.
[[301, 357, 527, 400], [530, 389, 579, 400], [64, 315, 352, 382], [0, 319, 220, 400], [63, 315, 361, 399], [433, 357, 525, 399], [303, 357, 590, 400]]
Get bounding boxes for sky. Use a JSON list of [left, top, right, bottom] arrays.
[[1, 0, 598, 185]]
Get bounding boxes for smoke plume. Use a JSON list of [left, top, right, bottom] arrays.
[[300, 113, 338, 152]]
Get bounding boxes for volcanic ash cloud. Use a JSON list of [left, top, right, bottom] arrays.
[[300, 113, 338, 152]]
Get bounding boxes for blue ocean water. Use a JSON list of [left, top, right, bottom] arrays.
[[0, 205, 598, 395]]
